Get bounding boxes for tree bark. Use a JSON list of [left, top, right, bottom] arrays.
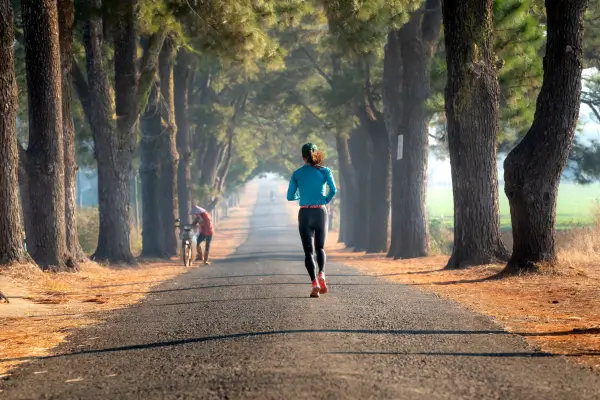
[[335, 134, 354, 245], [21, 0, 73, 270], [347, 128, 370, 251], [363, 119, 391, 253], [58, 0, 84, 261], [175, 49, 192, 225], [216, 136, 234, 193], [0, 0, 28, 265], [386, 0, 442, 259], [158, 39, 179, 257], [503, 0, 588, 274], [140, 85, 166, 258], [442, 0, 509, 269], [198, 134, 221, 204], [383, 30, 403, 258]]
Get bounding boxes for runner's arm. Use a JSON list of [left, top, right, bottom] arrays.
[[287, 172, 299, 201], [325, 168, 337, 204]]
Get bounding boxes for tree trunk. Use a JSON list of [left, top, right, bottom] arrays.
[[355, 63, 391, 254], [503, 0, 588, 274], [58, 0, 84, 261], [215, 93, 247, 196], [348, 129, 370, 251], [140, 85, 166, 258], [175, 49, 192, 225], [364, 119, 391, 253], [21, 0, 73, 270], [83, 0, 132, 262], [335, 134, 354, 246], [0, 0, 28, 264], [199, 134, 221, 197], [337, 184, 348, 243], [336, 135, 352, 245], [386, 1, 442, 259], [216, 144, 232, 193], [442, 0, 509, 269], [383, 30, 403, 258], [158, 39, 178, 257]]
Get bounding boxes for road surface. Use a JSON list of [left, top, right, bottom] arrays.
[[3, 181, 600, 399]]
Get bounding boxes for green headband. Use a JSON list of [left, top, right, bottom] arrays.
[[301, 143, 318, 158]]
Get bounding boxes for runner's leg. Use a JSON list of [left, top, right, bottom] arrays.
[[314, 208, 328, 274], [298, 209, 316, 281]]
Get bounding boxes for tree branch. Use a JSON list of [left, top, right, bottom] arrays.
[[136, 28, 168, 114], [298, 101, 334, 130], [363, 59, 383, 121], [582, 99, 600, 122], [72, 57, 93, 128], [217, 135, 234, 193], [299, 45, 334, 88]]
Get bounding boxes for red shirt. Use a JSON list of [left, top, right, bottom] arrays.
[[197, 211, 214, 236]]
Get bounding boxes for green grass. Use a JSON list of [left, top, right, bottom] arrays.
[[427, 182, 600, 230]]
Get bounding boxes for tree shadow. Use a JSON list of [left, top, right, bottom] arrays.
[[328, 351, 600, 358], [91, 281, 163, 289], [214, 254, 302, 264], [151, 296, 308, 307], [3, 327, 599, 363], [410, 272, 504, 286], [201, 273, 369, 279], [375, 269, 446, 277], [125, 282, 399, 295]]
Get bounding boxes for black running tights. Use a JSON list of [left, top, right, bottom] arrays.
[[298, 208, 328, 281]]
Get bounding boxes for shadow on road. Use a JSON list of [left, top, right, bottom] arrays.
[[4, 328, 600, 363], [328, 351, 600, 358], [152, 296, 308, 307], [126, 282, 400, 295]]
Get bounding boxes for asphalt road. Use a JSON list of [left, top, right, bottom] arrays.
[[3, 181, 600, 399]]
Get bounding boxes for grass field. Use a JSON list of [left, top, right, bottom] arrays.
[[427, 182, 600, 229]]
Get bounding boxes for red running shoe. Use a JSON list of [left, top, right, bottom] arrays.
[[318, 272, 328, 294], [310, 280, 321, 298]]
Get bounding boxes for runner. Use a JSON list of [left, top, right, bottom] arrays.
[[189, 205, 214, 265], [287, 143, 337, 298]]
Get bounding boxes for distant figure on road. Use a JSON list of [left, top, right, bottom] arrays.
[[190, 205, 214, 265], [287, 143, 337, 298]]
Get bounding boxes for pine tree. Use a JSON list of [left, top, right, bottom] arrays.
[[385, 0, 442, 260], [0, 0, 28, 265], [20, 0, 74, 270], [503, 0, 589, 273], [442, 0, 509, 269]]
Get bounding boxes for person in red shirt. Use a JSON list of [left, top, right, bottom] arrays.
[[190, 205, 214, 265]]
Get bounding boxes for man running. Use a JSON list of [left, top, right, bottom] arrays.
[[190, 205, 214, 265], [287, 143, 337, 298]]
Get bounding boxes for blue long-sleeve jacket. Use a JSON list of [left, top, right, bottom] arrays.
[[287, 165, 337, 206]]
